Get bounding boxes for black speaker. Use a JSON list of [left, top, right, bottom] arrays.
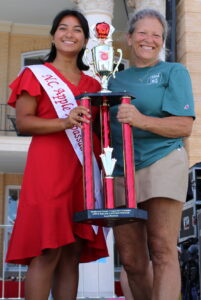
[[179, 199, 197, 243], [197, 209, 201, 297], [189, 166, 201, 201]]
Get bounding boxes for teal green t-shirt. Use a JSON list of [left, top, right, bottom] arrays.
[[108, 61, 195, 175]]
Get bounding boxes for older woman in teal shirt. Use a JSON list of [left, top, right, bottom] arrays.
[[109, 8, 195, 300]]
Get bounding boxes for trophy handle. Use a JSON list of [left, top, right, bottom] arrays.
[[84, 48, 97, 78], [112, 49, 123, 78]]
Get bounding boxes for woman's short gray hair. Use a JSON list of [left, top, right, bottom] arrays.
[[128, 8, 168, 41]]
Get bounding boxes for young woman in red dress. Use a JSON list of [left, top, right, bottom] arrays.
[[6, 9, 108, 300]]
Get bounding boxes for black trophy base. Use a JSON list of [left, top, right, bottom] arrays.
[[75, 92, 135, 107], [74, 208, 148, 227]]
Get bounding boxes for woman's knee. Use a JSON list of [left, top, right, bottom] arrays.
[[149, 237, 177, 266], [121, 252, 150, 277]]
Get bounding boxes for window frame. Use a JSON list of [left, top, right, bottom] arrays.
[[21, 49, 49, 68], [4, 185, 27, 273]]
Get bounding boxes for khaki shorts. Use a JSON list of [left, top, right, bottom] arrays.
[[114, 147, 189, 206]]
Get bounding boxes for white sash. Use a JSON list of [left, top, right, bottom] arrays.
[[27, 65, 103, 228]]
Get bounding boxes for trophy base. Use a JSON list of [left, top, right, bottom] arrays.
[[76, 92, 135, 107], [74, 208, 147, 227]]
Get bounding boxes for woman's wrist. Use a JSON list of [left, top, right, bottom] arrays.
[[60, 117, 70, 130]]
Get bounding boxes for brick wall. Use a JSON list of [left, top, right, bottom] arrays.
[[0, 32, 10, 103], [8, 34, 51, 86], [0, 23, 51, 104], [177, 0, 201, 167]]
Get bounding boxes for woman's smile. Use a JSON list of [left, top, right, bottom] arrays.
[[53, 15, 87, 55], [127, 17, 164, 67]]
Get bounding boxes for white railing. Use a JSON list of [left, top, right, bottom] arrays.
[[0, 104, 16, 134], [0, 224, 115, 299], [0, 224, 25, 299]]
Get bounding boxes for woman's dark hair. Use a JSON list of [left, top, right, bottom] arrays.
[[45, 9, 89, 70]]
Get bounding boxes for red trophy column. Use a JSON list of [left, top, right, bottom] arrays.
[[100, 96, 115, 210], [121, 96, 136, 209], [81, 96, 94, 210]]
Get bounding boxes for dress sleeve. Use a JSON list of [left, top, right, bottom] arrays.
[[162, 64, 195, 117], [8, 68, 42, 108]]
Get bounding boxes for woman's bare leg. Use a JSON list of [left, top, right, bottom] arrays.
[[142, 198, 183, 300], [120, 267, 134, 300], [51, 238, 84, 300], [114, 222, 153, 300], [25, 248, 61, 300]]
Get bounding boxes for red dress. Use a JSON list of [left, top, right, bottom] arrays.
[[6, 63, 108, 265]]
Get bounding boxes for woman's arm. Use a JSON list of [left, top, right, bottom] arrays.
[[117, 103, 193, 138], [16, 91, 91, 135]]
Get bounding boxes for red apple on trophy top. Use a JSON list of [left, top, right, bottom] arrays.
[[95, 22, 110, 39]]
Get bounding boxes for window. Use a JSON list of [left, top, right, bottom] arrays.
[[21, 50, 49, 68], [114, 57, 129, 72], [4, 186, 27, 275]]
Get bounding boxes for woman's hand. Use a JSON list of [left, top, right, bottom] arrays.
[[16, 91, 91, 135], [116, 103, 193, 138], [117, 103, 145, 127], [63, 106, 91, 129]]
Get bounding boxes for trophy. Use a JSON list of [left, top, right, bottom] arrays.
[[86, 22, 122, 92], [74, 22, 147, 227]]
